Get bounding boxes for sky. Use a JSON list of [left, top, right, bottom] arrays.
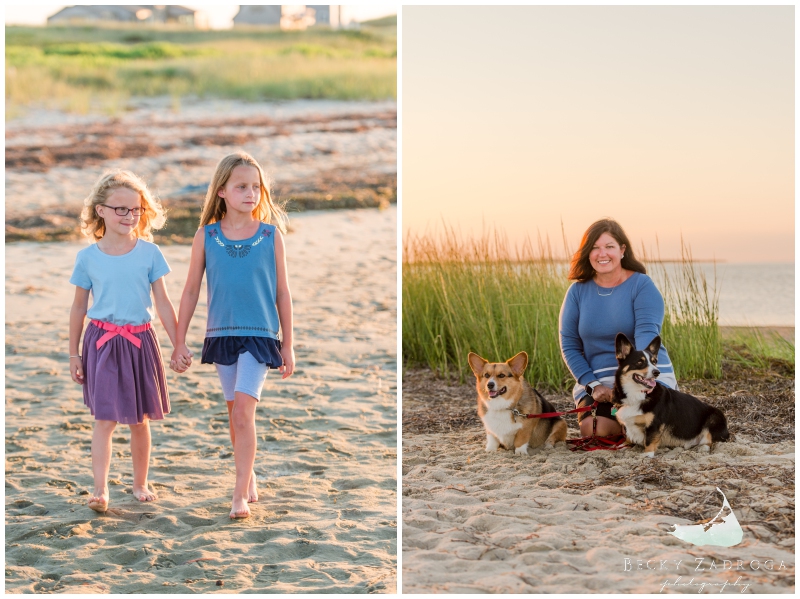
[[4, 4, 397, 29], [403, 6, 794, 263]]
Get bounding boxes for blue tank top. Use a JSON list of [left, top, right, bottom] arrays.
[[204, 222, 280, 339]]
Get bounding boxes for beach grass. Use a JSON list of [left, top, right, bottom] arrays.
[[646, 244, 721, 379], [5, 24, 396, 115], [402, 229, 723, 390], [721, 327, 795, 370]]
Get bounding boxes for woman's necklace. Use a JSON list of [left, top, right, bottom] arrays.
[[596, 270, 625, 296]]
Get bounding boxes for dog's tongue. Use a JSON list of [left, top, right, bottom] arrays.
[[489, 390, 499, 398], [644, 378, 657, 392]]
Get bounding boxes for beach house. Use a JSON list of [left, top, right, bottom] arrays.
[[233, 5, 342, 30], [47, 5, 206, 28]]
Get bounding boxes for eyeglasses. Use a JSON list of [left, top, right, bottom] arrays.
[[100, 204, 144, 217]]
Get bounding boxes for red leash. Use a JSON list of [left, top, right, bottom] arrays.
[[514, 394, 629, 452], [512, 403, 594, 419]]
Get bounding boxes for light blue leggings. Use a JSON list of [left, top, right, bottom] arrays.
[[214, 351, 268, 402]]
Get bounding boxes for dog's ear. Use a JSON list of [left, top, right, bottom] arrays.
[[646, 336, 661, 360], [615, 333, 633, 361], [507, 352, 528, 377], [468, 352, 488, 376]]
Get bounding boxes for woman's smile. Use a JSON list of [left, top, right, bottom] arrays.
[[589, 232, 624, 276]]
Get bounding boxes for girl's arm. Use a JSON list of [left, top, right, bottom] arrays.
[[274, 229, 295, 379], [172, 228, 206, 369], [69, 286, 90, 384], [151, 276, 179, 347]]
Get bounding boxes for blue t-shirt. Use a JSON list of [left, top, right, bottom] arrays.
[[70, 239, 171, 326], [559, 272, 675, 401]]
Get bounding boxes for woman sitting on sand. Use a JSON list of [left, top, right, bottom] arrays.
[[558, 218, 677, 437]]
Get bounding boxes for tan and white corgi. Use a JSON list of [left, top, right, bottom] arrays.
[[468, 351, 567, 455]]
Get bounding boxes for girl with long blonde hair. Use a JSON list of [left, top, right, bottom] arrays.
[[173, 151, 295, 519]]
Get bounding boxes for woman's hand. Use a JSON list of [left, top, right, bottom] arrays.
[[170, 344, 193, 373], [279, 344, 295, 379], [70, 356, 85, 385], [591, 384, 615, 403]]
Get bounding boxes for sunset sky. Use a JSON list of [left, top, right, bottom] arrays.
[[403, 6, 794, 263]]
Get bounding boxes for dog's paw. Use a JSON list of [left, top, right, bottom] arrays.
[[698, 445, 710, 453], [643, 451, 655, 458], [514, 443, 529, 456]]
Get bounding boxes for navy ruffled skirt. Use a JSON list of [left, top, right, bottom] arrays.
[[201, 336, 283, 367]]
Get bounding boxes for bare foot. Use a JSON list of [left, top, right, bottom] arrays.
[[248, 470, 259, 503], [230, 494, 251, 519], [88, 486, 109, 513], [133, 484, 157, 502]]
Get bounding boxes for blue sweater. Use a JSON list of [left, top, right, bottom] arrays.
[[559, 272, 675, 401]]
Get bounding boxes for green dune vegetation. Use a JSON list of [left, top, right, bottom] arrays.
[[402, 229, 793, 390], [5, 23, 396, 116]]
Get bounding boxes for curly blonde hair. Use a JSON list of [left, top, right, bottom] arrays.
[[200, 152, 288, 233], [81, 170, 166, 242]]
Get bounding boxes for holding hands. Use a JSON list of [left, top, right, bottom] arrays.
[[170, 344, 193, 373]]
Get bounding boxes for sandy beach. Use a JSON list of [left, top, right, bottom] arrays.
[[5, 206, 396, 593], [6, 98, 396, 242], [402, 366, 794, 593]]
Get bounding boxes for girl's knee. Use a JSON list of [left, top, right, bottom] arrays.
[[231, 400, 256, 430], [95, 420, 117, 432], [231, 411, 254, 432]]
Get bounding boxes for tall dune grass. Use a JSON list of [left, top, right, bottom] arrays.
[[646, 243, 721, 379], [403, 229, 721, 389]]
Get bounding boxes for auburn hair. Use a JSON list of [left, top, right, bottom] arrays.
[[568, 218, 646, 282]]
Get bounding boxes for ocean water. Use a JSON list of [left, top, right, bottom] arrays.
[[437, 260, 793, 328], [668, 262, 794, 328]]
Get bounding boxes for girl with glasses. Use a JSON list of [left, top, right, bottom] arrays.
[[68, 170, 187, 513]]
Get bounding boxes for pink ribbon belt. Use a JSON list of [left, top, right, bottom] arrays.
[[92, 320, 151, 350]]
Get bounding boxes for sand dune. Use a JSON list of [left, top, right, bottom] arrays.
[[5, 207, 397, 593]]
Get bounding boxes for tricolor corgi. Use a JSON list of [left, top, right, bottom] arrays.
[[613, 333, 729, 458], [468, 351, 567, 455]]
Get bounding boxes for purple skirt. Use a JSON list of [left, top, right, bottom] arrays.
[[82, 321, 170, 424]]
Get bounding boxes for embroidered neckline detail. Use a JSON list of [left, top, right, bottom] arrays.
[[209, 225, 271, 256]]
